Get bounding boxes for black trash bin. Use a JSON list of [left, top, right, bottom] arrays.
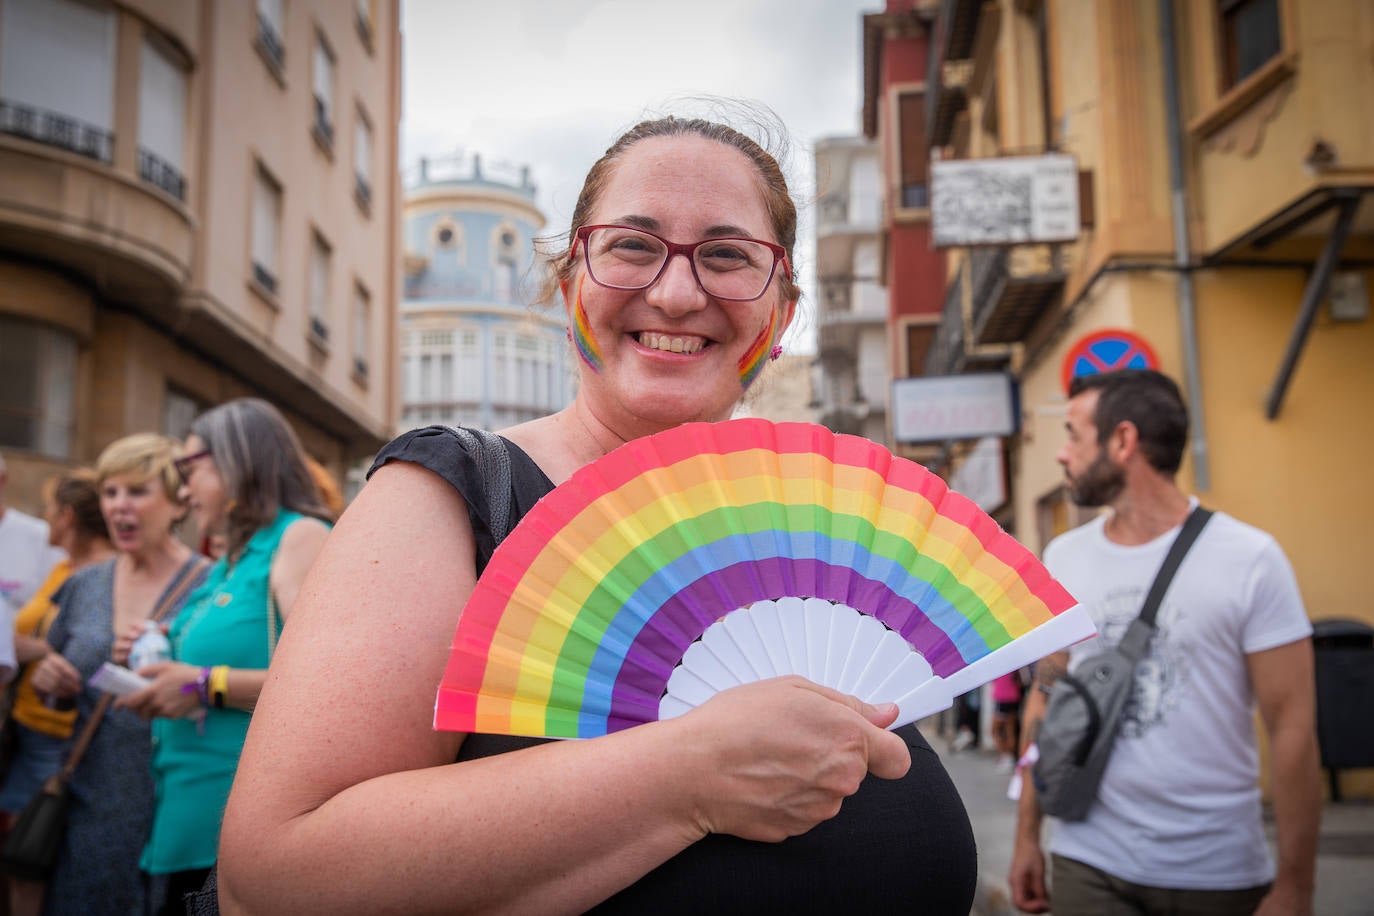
[[1312, 618, 1374, 801]]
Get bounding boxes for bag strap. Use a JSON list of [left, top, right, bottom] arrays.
[[51, 555, 209, 789], [151, 557, 211, 624], [54, 693, 113, 786], [1118, 506, 1212, 659], [448, 426, 514, 543]]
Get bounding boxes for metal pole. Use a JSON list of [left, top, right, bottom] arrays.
[[1158, 0, 1210, 491], [1264, 196, 1359, 419]]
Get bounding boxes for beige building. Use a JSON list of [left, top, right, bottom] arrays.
[[0, 0, 401, 510], [924, 0, 1374, 797]]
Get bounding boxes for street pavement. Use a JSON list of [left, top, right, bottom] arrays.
[[920, 726, 1374, 916]]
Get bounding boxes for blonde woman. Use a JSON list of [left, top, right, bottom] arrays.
[[30, 435, 208, 916]]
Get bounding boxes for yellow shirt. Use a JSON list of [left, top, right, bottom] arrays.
[[10, 560, 77, 737]]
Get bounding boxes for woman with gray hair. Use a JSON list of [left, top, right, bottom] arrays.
[[115, 398, 331, 915]]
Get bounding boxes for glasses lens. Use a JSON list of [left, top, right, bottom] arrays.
[[584, 227, 668, 291], [584, 228, 777, 300], [693, 238, 776, 300]]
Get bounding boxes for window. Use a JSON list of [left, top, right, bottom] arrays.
[[493, 225, 520, 303], [0, 0, 115, 161], [312, 35, 335, 150], [895, 90, 929, 212], [309, 231, 332, 344], [0, 317, 76, 459], [355, 0, 374, 51], [138, 34, 188, 200], [352, 283, 371, 380], [309, 236, 331, 331], [251, 163, 282, 294], [353, 109, 373, 211], [255, 0, 285, 77], [1219, 0, 1281, 89], [162, 387, 205, 439]]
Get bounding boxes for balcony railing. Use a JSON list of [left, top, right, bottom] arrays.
[[968, 245, 1066, 345], [354, 173, 371, 210], [252, 262, 278, 294], [352, 355, 369, 379], [312, 97, 334, 150], [925, 269, 966, 376], [0, 99, 113, 162], [137, 148, 186, 201], [257, 15, 286, 74], [310, 316, 330, 342], [926, 0, 985, 149]]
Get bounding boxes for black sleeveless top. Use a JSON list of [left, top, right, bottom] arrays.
[[370, 427, 977, 914]]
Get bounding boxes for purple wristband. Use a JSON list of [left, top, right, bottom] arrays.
[[179, 667, 213, 707]]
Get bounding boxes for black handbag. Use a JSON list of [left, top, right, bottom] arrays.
[[0, 693, 110, 881], [1032, 506, 1212, 821]]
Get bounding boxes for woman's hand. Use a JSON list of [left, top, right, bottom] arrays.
[[110, 620, 152, 667], [115, 662, 204, 721], [676, 676, 911, 843], [29, 652, 82, 700]]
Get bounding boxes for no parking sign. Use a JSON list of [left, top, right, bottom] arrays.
[[1060, 329, 1159, 393]]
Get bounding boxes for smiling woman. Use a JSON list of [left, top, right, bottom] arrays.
[[216, 113, 977, 915]]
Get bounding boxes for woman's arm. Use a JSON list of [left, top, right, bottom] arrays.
[[218, 461, 909, 916], [14, 634, 51, 666], [117, 516, 332, 719]]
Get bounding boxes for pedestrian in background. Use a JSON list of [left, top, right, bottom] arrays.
[[0, 470, 114, 916], [29, 435, 209, 916], [1009, 370, 1320, 916], [115, 399, 331, 915], [990, 669, 1024, 771], [0, 452, 66, 679]]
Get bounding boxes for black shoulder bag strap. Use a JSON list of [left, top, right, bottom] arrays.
[[447, 426, 514, 543], [1116, 506, 1213, 662]]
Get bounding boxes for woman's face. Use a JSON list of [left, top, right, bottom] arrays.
[[568, 135, 796, 432], [178, 434, 230, 532], [100, 471, 182, 557]]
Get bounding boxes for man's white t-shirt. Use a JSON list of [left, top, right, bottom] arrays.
[[0, 507, 63, 681], [1043, 504, 1312, 890]]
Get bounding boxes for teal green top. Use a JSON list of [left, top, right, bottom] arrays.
[[142, 510, 316, 874]]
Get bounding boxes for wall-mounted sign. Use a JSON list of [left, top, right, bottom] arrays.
[[949, 436, 1007, 512], [1060, 328, 1160, 393], [930, 154, 1080, 248], [892, 373, 1019, 443]]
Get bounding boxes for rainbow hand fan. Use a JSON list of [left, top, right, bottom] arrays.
[[436, 419, 1093, 738]]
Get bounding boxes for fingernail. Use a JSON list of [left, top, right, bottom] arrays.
[[876, 702, 898, 716]]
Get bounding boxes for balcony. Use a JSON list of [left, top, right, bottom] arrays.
[[138, 148, 186, 201], [256, 15, 286, 80], [967, 245, 1065, 345], [312, 97, 334, 153], [0, 99, 112, 162], [252, 262, 278, 295], [0, 109, 193, 313], [354, 173, 372, 213], [925, 270, 966, 376], [926, 0, 986, 149]]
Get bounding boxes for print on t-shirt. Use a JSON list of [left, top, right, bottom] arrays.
[[1091, 587, 1189, 739]]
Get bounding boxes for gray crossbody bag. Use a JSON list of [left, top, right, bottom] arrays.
[[1032, 506, 1212, 821]]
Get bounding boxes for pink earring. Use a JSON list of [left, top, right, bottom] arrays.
[[769, 345, 783, 362]]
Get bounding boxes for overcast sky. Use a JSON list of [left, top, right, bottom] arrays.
[[400, 0, 884, 350]]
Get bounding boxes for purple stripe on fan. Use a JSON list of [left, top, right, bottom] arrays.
[[606, 558, 963, 729]]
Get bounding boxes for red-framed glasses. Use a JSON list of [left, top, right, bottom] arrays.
[[573, 224, 789, 302], [174, 450, 211, 484]]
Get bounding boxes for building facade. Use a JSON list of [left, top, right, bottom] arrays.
[[813, 136, 890, 443], [400, 153, 573, 431], [921, 0, 1374, 794], [0, 0, 401, 508], [860, 0, 948, 465]]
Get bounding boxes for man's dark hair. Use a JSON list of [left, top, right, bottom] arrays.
[[1068, 370, 1190, 474]]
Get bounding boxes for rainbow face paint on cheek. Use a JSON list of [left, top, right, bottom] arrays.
[[571, 275, 604, 374], [736, 309, 779, 389]]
